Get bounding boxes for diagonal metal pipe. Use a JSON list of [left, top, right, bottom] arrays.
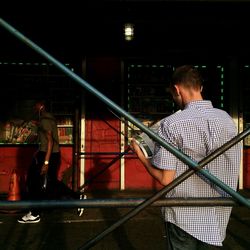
[[79, 147, 132, 190], [78, 128, 250, 249]]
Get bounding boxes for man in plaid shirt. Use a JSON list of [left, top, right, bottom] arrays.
[[131, 65, 241, 249]]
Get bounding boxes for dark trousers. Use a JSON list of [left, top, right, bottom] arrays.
[[165, 222, 222, 250], [26, 151, 61, 214]]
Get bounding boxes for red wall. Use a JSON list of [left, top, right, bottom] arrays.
[[84, 116, 121, 191], [243, 148, 250, 188], [1, 145, 249, 195], [0, 146, 73, 195], [125, 155, 162, 190], [0, 146, 36, 194], [83, 112, 163, 191]]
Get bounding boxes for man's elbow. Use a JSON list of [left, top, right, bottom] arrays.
[[160, 170, 175, 186], [160, 178, 173, 186]]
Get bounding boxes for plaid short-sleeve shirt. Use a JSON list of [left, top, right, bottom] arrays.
[[151, 100, 241, 246]]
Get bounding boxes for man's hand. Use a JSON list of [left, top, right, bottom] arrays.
[[40, 164, 49, 175], [130, 138, 147, 158]]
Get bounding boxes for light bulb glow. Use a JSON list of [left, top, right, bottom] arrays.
[[124, 23, 134, 41]]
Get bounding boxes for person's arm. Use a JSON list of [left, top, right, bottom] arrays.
[[130, 139, 175, 186], [41, 130, 53, 175]]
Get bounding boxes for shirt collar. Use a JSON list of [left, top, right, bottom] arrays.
[[184, 100, 213, 110]]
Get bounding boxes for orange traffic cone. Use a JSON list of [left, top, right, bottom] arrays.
[[7, 169, 21, 201]]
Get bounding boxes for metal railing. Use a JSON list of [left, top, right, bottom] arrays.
[[0, 197, 249, 210]]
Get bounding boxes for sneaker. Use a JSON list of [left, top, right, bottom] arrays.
[[18, 211, 40, 224], [77, 194, 87, 217]]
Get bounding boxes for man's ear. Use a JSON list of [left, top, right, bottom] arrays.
[[174, 85, 181, 96]]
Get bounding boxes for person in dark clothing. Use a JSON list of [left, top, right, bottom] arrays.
[[18, 101, 61, 223]]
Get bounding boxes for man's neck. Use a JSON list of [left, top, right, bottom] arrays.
[[183, 92, 203, 106]]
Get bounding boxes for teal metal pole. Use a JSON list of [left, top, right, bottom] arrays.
[[0, 198, 249, 210], [79, 129, 250, 249], [0, 17, 249, 208]]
